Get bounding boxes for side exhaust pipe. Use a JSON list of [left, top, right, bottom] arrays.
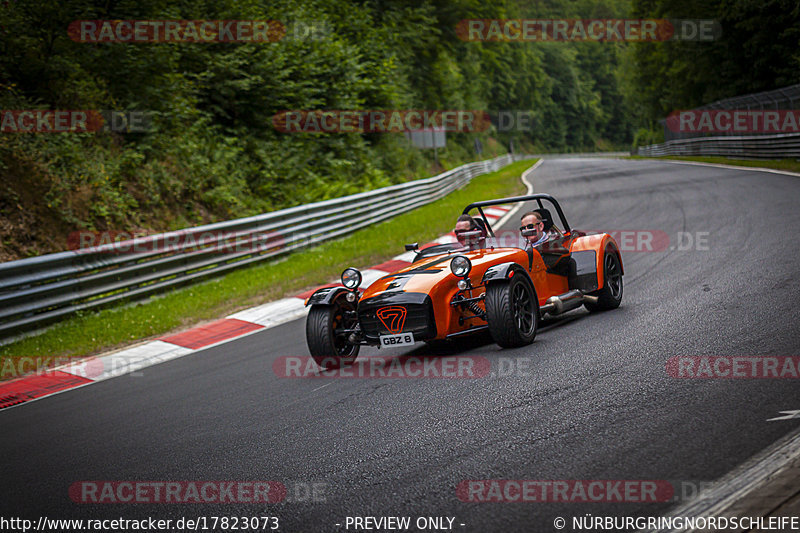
[[540, 290, 598, 316]]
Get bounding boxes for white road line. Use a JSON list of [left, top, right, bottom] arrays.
[[360, 268, 388, 289], [484, 207, 508, 218], [58, 340, 194, 381], [311, 382, 334, 393], [391, 251, 417, 263], [640, 426, 800, 532], [227, 298, 308, 327], [636, 157, 800, 178], [767, 410, 800, 422]]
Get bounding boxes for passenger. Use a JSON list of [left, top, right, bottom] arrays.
[[454, 214, 486, 249]]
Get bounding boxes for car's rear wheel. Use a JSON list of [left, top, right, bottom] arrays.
[[306, 296, 360, 369], [485, 275, 538, 348], [585, 247, 623, 312]]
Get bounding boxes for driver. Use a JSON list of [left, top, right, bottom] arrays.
[[454, 214, 486, 249], [520, 211, 548, 247]]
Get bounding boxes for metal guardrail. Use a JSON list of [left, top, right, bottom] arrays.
[[661, 83, 800, 141], [637, 132, 800, 158], [0, 153, 529, 342]]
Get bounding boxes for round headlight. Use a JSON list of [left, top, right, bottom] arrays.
[[341, 267, 362, 289], [450, 256, 472, 278]]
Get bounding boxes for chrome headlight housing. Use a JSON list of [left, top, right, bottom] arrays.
[[341, 267, 362, 289], [450, 255, 472, 278]]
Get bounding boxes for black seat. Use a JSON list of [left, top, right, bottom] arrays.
[[473, 217, 488, 235], [534, 208, 554, 231], [532, 207, 572, 276]]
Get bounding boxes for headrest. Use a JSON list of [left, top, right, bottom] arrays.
[[534, 208, 553, 231]]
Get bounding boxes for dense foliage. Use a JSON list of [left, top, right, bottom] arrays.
[[0, 0, 796, 259]]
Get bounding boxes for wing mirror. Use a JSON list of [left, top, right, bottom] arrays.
[[405, 243, 419, 251]]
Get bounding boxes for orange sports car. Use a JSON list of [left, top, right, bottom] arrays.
[[305, 194, 623, 369]]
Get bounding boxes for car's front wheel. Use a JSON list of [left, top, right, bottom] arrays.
[[484, 275, 538, 348], [306, 296, 360, 369]]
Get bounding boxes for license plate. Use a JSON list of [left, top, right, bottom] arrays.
[[379, 332, 415, 347]]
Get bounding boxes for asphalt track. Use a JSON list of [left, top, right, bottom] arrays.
[[2, 158, 799, 532]]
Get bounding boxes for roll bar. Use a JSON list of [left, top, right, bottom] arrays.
[[461, 193, 571, 236]]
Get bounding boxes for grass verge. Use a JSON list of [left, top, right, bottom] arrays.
[[0, 159, 534, 375], [628, 155, 800, 174]]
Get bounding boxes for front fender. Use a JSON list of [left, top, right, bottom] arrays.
[[481, 261, 539, 318], [304, 286, 351, 307], [481, 261, 535, 289], [481, 261, 518, 283]]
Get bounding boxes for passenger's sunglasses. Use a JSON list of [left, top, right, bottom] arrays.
[[519, 222, 542, 232]]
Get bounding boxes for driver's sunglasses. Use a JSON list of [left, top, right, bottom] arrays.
[[519, 222, 542, 231]]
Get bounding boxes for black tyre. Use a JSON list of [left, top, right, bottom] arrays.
[[306, 297, 360, 369], [585, 247, 623, 312], [485, 274, 538, 348]]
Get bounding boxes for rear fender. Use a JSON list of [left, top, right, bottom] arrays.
[[570, 233, 624, 288]]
